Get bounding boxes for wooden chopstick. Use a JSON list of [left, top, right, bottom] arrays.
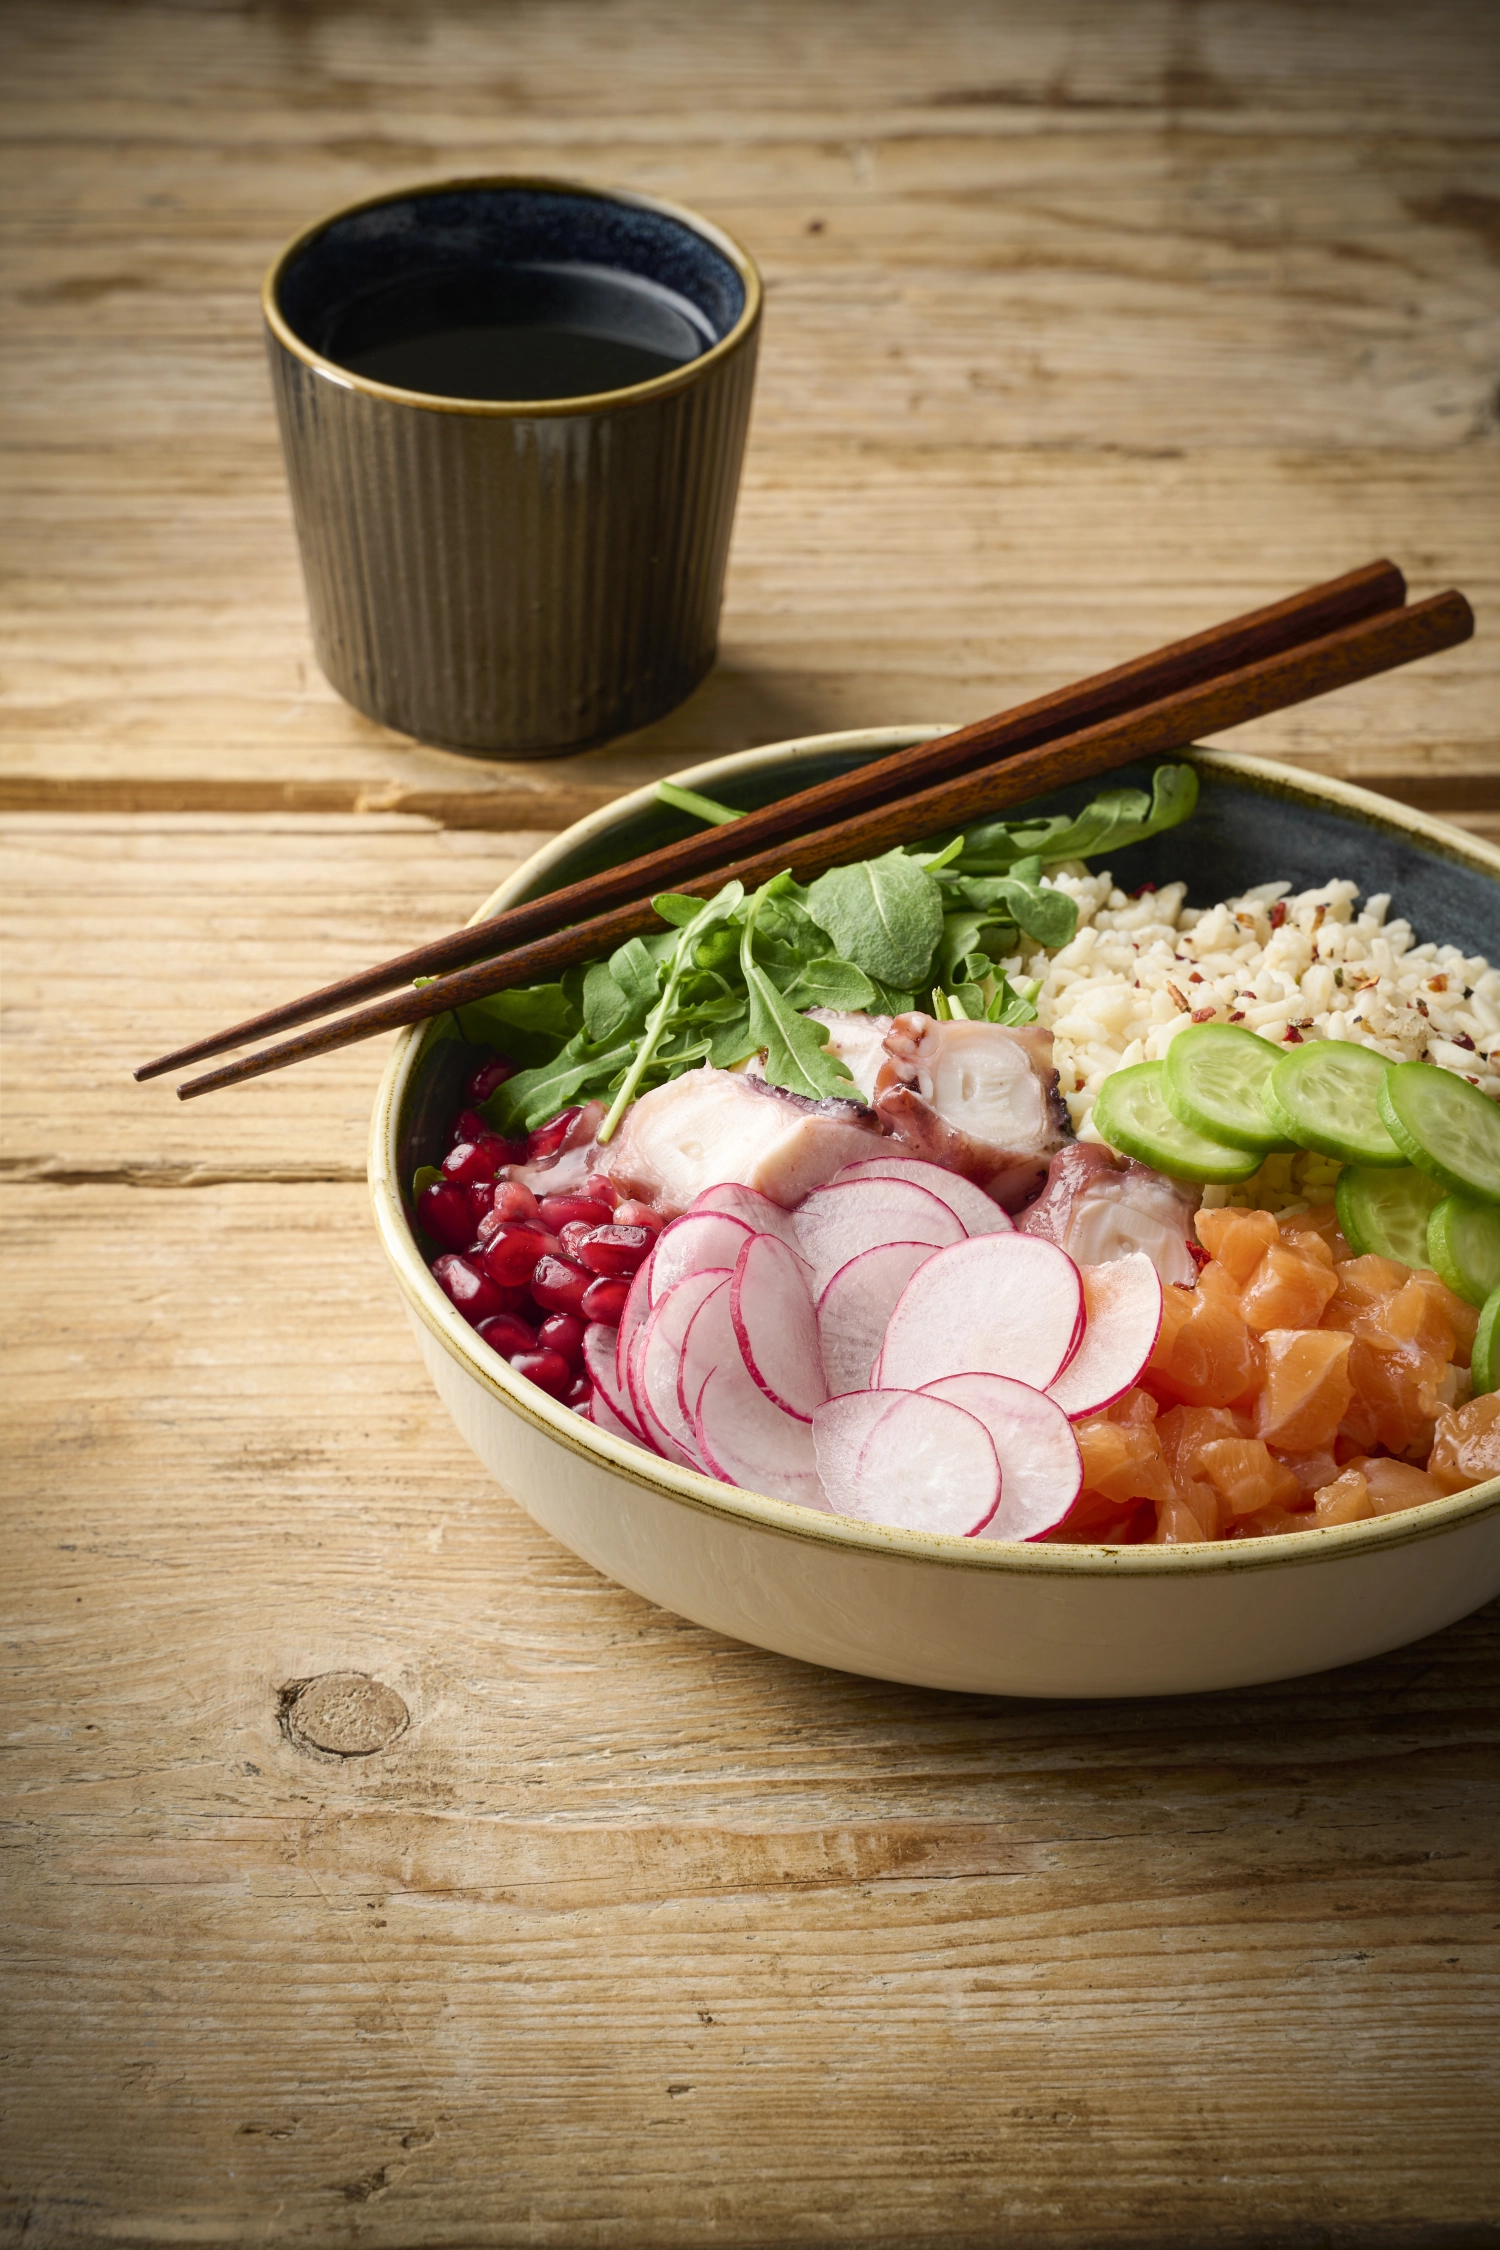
[[175, 586, 1472, 1100], [136, 559, 1407, 1083]]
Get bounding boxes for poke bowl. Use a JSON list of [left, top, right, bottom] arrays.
[[369, 727, 1500, 1697]]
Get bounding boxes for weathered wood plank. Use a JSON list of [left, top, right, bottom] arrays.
[[4, 1180, 1499, 2245]]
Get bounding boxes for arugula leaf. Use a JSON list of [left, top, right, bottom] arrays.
[[947, 762, 1199, 873], [807, 850, 944, 989], [782, 955, 879, 1013], [484, 1029, 641, 1135], [412, 1164, 445, 1198], [598, 883, 746, 1140], [740, 886, 856, 1100], [455, 981, 581, 1065]]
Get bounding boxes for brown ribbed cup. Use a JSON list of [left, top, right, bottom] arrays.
[[263, 178, 761, 756]]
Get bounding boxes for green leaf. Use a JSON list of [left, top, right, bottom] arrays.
[[412, 1164, 445, 1198], [582, 960, 631, 1043], [782, 955, 880, 1013], [740, 886, 855, 1100], [947, 762, 1199, 874], [988, 975, 1040, 1026], [598, 883, 746, 1140], [865, 977, 918, 1017], [483, 1029, 641, 1135], [654, 781, 741, 827], [651, 891, 712, 927], [457, 980, 581, 1066], [806, 850, 944, 989]]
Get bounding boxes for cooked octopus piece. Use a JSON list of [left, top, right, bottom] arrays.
[[871, 1013, 1071, 1212], [803, 1008, 894, 1102], [598, 1064, 883, 1216], [1016, 1141, 1201, 1287]]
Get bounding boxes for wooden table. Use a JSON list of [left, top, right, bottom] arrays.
[[4, 5, 1498, 2242]]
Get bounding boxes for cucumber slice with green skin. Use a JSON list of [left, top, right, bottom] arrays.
[[1093, 1060, 1261, 1184], [1427, 1194, 1500, 1307], [1471, 1286, 1500, 1397], [1378, 1060, 1500, 1202], [1335, 1165, 1443, 1267], [1264, 1038, 1405, 1166], [1161, 1023, 1297, 1154]]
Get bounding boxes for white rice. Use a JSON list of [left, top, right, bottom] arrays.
[[999, 864, 1500, 1207]]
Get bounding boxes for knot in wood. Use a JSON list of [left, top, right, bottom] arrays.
[[279, 1672, 408, 1758]]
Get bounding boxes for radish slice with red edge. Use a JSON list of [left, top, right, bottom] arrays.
[[695, 1357, 830, 1509], [615, 1251, 656, 1395], [649, 1209, 754, 1302], [640, 1269, 729, 1462], [811, 1390, 1000, 1537], [816, 1240, 939, 1397], [878, 1233, 1084, 1393], [730, 1233, 826, 1420], [584, 1320, 646, 1439], [1046, 1254, 1164, 1420], [793, 1177, 965, 1295], [677, 1276, 739, 1432], [589, 1387, 654, 1451], [829, 1156, 1013, 1237], [919, 1373, 1082, 1540], [690, 1182, 804, 1252]]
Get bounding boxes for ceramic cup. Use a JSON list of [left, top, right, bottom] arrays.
[[263, 177, 761, 756]]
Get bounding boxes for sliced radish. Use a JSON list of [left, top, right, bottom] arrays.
[[811, 1390, 1000, 1537], [830, 1155, 1013, 1237], [816, 1240, 939, 1397], [695, 1358, 830, 1509], [589, 1386, 655, 1451], [690, 1182, 804, 1251], [792, 1177, 965, 1295], [615, 1251, 656, 1394], [649, 1209, 753, 1302], [584, 1320, 646, 1439], [677, 1275, 739, 1431], [879, 1233, 1084, 1393], [919, 1373, 1082, 1540], [1046, 1254, 1164, 1420], [729, 1233, 826, 1421], [640, 1269, 730, 1462]]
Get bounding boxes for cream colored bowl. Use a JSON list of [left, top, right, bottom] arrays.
[[370, 730, 1500, 1696]]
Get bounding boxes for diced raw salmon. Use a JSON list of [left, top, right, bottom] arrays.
[[1197, 1436, 1303, 1517], [1146, 1285, 1260, 1410], [1281, 1202, 1353, 1263], [1239, 1244, 1340, 1334], [1253, 1328, 1354, 1452], [1073, 1416, 1176, 1509], [1427, 1394, 1500, 1495], [1312, 1467, 1374, 1526], [1194, 1207, 1279, 1285], [1340, 1334, 1446, 1458], [1356, 1456, 1445, 1514]]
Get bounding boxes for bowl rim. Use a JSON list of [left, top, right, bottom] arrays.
[[263, 173, 762, 420], [369, 726, 1500, 1578]]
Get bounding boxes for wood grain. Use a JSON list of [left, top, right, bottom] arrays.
[[3, 0, 1500, 2241]]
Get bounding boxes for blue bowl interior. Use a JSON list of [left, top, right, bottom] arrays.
[[277, 184, 746, 369], [398, 752, 1500, 1186]]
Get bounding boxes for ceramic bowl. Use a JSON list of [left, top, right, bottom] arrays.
[[369, 729, 1500, 1697]]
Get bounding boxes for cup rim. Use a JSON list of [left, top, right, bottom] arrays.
[[262, 172, 762, 418]]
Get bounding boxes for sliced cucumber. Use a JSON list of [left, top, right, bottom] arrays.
[[1472, 1285, 1500, 1397], [1161, 1023, 1296, 1154], [1427, 1194, 1500, 1307], [1378, 1060, 1500, 1202], [1264, 1038, 1404, 1166], [1093, 1060, 1261, 1184], [1335, 1165, 1442, 1267]]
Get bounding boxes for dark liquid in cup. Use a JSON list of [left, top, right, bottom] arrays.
[[329, 262, 709, 402]]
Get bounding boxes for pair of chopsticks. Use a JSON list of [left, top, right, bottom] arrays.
[[138, 560, 1472, 1099]]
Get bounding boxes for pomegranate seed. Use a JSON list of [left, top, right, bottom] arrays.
[[580, 1274, 630, 1326], [527, 1106, 582, 1162], [491, 1179, 540, 1224], [443, 1135, 509, 1187], [565, 1373, 593, 1409], [431, 1253, 512, 1323], [466, 1181, 497, 1223], [475, 1311, 536, 1357], [530, 1254, 593, 1317], [416, 1181, 477, 1251], [538, 1192, 612, 1233], [509, 1347, 573, 1400], [613, 1200, 664, 1234], [557, 1219, 597, 1263], [450, 1107, 490, 1147], [466, 1057, 516, 1104], [537, 1312, 587, 1367], [579, 1173, 619, 1209], [479, 1223, 552, 1287], [577, 1223, 653, 1277]]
